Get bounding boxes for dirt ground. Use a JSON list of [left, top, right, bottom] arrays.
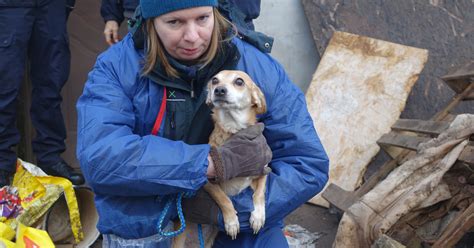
[[284, 203, 340, 247]]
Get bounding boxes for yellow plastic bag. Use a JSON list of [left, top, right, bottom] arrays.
[[12, 163, 62, 230], [36, 177, 84, 243], [12, 160, 84, 244], [15, 223, 55, 248], [12, 162, 45, 209], [0, 222, 15, 241], [0, 237, 15, 248]]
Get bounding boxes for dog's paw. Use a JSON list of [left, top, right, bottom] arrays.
[[250, 205, 265, 234], [224, 214, 240, 240]]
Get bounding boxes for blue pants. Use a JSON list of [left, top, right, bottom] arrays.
[[0, 0, 70, 171], [213, 227, 289, 248]]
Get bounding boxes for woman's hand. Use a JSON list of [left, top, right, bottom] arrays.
[[206, 155, 216, 179], [182, 189, 219, 225], [209, 123, 272, 182]]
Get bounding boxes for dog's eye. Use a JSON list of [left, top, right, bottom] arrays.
[[211, 77, 219, 85], [234, 78, 244, 86]]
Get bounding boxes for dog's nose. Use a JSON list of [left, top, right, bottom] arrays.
[[214, 86, 227, 97]]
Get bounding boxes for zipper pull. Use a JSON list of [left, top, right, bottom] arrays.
[[190, 79, 195, 98], [171, 111, 176, 129]]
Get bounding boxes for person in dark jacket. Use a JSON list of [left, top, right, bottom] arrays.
[[100, 0, 139, 45], [100, 0, 273, 53], [77, 0, 329, 247], [0, 0, 84, 187]]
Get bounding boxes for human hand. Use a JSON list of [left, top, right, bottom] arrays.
[[206, 155, 216, 178], [104, 20, 120, 45], [182, 189, 219, 225], [210, 123, 272, 182]]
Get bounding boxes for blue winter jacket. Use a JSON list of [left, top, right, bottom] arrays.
[[76, 34, 329, 239]]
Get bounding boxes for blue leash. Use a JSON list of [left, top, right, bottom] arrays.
[[157, 192, 205, 247], [198, 223, 204, 248]]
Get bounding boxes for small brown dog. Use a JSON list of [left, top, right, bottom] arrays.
[[173, 70, 268, 247]]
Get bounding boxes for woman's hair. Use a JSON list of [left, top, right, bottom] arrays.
[[142, 8, 235, 78]]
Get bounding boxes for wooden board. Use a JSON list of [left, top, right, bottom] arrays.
[[391, 119, 450, 135], [441, 61, 474, 98], [306, 31, 428, 207], [377, 133, 431, 151], [432, 203, 474, 248]]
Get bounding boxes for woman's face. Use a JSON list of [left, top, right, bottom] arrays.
[[153, 7, 214, 61]]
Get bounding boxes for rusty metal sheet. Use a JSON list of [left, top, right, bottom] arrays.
[[306, 32, 428, 207]]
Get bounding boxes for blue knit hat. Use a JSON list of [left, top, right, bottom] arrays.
[[140, 0, 218, 19]]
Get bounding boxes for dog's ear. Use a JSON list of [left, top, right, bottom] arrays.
[[206, 81, 214, 108], [251, 85, 267, 114]]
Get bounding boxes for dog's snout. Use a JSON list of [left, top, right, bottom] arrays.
[[214, 86, 227, 96]]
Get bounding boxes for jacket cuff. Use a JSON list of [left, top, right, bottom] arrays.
[[103, 15, 124, 25], [210, 146, 225, 182]]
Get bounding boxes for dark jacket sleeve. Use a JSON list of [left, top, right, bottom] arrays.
[[221, 44, 329, 231], [76, 48, 210, 197], [100, 0, 124, 24]]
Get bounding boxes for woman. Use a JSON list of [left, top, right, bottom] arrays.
[[76, 0, 329, 247], [100, 0, 273, 53]]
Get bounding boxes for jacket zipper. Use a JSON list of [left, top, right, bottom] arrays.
[[170, 111, 176, 129], [190, 79, 195, 99], [169, 109, 176, 140]]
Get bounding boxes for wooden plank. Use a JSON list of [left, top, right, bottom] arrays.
[[459, 83, 474, 100], [342, 83, 473, 205], [443, 79, 473, 98], [391, 119, 450, 135], [432, 203, 474, 248], [441, 61, 474, 95], [377, 133, 431, 151], [321, 183, 357, 212], [433, 83, 474, 120], [355, 91, 469, 198], [442, 62, 474, 81]]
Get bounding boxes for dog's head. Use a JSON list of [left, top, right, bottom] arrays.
[[206, 70, 267, 115]]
